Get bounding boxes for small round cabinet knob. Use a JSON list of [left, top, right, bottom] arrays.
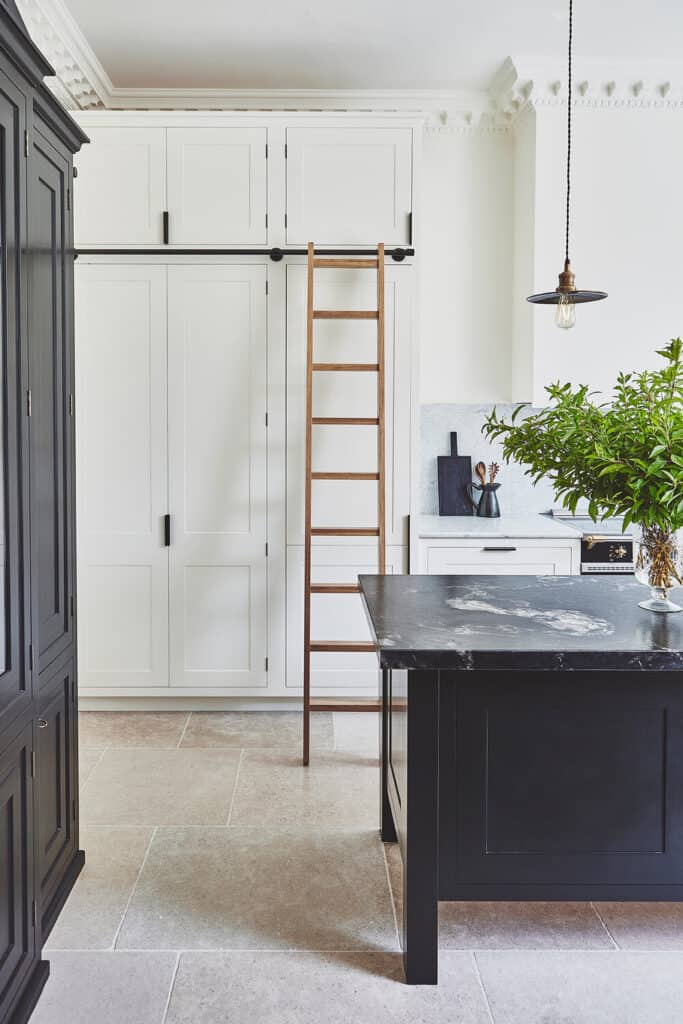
[[37, 719, 48, 729]]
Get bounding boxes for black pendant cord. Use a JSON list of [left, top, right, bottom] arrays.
[[565, 0, 573, 265]]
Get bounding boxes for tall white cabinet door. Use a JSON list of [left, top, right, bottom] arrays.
[[74, 127, 167, 247], [285, 127, 413, 245], [76, 265, 169, 688], [168, 266, 268, 689], [167, 128, 268, 245]]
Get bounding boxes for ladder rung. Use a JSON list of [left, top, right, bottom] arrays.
[[313, 310, 378, 320], [310, 583, 360, 594], [311, 527, 379, 537], [309, 641, 376, 654], [312, 417, 380, 426], [313, 259, 378, 269], [312, 363, 379, 372], [311, 472, 379, 481], [310, 697, 382, 712]]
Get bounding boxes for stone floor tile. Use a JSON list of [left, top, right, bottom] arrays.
[[595, 902, 683, 949], [79, 712, 190, 749], [229, 750, 378, 827], [333, 712, 380, 757], [165, 951, 491, 1024], [45, 827, 153, 951], [79, 747, 105, 787], [476, 950, 683, 1024], [80, 748, 241, 826], [117, 827, 397, 952], [30, 952, 177, 1024], [180, 711, 333, 750]]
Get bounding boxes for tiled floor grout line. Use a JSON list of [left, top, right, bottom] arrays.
[[160, 952, 181, 1024], [225, 749, 245, 826], [110, 826, 158, 951], [175, 713, 192, 749], [590, 902, 621, 949], [471, 952, 497, 1024], [48, 945, 683, 956], [381, 844, 402, 952], [78, 747, 108, 795]]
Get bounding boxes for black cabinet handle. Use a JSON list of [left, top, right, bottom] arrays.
[[164, 514, 171, 546], [482, 546, 517, 552], [163, 211, 169, 244]]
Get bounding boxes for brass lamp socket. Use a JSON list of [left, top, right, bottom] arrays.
[[556, 259, 576, 294]]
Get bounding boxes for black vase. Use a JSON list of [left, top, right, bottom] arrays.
[[467, 482, 501, 518]]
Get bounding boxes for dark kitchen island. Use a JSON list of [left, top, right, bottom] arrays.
[[359, 573, 683, 985]]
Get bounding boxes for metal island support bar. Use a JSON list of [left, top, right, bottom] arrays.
[[358, 573, 683, 985]]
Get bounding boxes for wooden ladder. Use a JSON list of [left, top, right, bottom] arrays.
[[303, 242, 386, 765]]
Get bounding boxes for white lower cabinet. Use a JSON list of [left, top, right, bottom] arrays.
[[419, 538, 579, 576], [76, 262, 269, 694]]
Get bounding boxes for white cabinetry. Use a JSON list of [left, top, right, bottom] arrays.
[[76, 262, 269, 695], [166, 128, 267, 245], [417, 536, 579, 576], [75, 127, 166, 246], [285, 127, 413, 246]]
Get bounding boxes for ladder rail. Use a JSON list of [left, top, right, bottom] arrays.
[[303, 242, 386, 766]]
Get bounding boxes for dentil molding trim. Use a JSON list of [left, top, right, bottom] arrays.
[[13, 4, 683, 130]]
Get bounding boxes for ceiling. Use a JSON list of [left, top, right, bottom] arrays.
[[63, 0, 683, 92]]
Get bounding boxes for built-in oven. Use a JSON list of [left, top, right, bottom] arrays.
[[549, 513, 635, 575]]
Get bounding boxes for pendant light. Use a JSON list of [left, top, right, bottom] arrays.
[[527, 0, 607, 328]]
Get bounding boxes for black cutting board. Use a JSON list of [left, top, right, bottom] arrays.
[[437, 432, 473, 516]]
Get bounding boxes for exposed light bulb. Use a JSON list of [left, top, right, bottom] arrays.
[[555, 293, 576, 330]]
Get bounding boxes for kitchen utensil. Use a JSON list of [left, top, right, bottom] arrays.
[[437, 433, 473, 516]]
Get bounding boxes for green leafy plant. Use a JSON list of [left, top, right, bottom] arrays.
[[483, 339, 683, 534]]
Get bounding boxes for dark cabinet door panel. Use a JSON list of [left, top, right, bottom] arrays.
[[0, 721, 35, 1016], [37, 657, 76, 919], [28, 125, 74, 678], [0, 61, 31, 733]]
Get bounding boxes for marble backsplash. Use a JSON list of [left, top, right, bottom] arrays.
[[420, 403, 558, 516]]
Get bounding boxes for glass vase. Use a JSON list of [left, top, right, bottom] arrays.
[[634, 526, 683, 613]]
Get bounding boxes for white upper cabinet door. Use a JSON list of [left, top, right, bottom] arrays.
[[75, 265, 169, 689], [74, 127, 167, 247], [166, 128, 268, 245], [285, 127, 413, 245], [286, 263, 413, 548], [167, 266, 268, 689]]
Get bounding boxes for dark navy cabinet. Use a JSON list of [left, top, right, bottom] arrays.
[[0, 2, 87, 1020]]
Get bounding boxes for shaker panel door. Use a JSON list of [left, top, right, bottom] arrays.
[[167, 127, 267, 245], [74, 126, 167, 246], [286, 127, 413, 245], [0, 65, 30, 731], [28, 129, 74, 678], [76, 264, 169, 688], [168, 265, 268, 689], [0, 723, 35, 1014]]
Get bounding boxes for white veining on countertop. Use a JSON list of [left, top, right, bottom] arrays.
[[445, 596, 613, 636]]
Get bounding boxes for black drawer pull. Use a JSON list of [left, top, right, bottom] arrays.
[[164, 514, 171, 547], [163, 210, 169, 244], [482, 546, 517, 552], [37, 719, 48, 729]]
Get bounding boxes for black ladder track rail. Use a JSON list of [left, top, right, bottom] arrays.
[[73, 246, 415, 262]]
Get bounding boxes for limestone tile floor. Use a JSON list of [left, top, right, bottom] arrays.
[[33, 710, 683, 1023]]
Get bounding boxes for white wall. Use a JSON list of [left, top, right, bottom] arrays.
[[419, 128, 513, 404], [529, 104, 683, 404], [420, 103, 683, 408]]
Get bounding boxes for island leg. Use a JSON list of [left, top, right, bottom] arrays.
[[403, 668, 439, 985], [380, 668, 397, 842]]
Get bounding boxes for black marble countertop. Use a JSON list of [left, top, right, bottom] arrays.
[[358, 574, 683, 672]]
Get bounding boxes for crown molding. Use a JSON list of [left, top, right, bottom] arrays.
[[492, 56, 683, 126], [15, 0, 111, 107]]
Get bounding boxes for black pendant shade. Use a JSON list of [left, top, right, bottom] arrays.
[[527, 0, 607, 318]]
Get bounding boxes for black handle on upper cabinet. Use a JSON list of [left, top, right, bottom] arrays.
[[163, 211, 169, 244], [164, 514, 171, 546]]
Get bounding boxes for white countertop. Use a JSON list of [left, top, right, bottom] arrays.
[[418, 514, 581, 540]]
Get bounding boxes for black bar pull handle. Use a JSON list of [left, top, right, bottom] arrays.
[[163, 211, 169, 244], [482, 546, 517, 552], [164, 514, 171, 546]]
